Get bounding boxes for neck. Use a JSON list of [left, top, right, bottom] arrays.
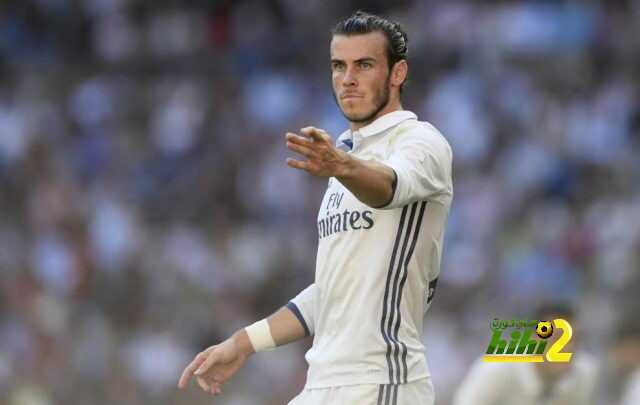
[[349, 99, 403, 132]]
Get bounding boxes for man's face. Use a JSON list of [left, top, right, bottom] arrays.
[[330, 32, 392, 124]]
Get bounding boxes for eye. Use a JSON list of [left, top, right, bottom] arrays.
[[331, 61, 345, 72], [359, 61, 372, 69]]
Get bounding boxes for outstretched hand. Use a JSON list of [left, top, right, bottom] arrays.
[[286, 127, 352, 178]]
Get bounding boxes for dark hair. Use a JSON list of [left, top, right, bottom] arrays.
[[615, 318, 640, 343], [332, 11, 409, 87]]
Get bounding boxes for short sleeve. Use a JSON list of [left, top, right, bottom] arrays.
[[286, 284, 317, 337], [381, 122, 453, 209]]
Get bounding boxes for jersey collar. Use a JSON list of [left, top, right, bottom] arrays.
[[337, 110, 417, 150], [358, 110, 417, 137]]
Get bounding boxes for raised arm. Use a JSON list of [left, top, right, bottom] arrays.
[[285, 124, 453, 209], [286, 127, 396, 208]]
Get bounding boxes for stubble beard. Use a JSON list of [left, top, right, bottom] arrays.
[[334, 75, 391, 125]]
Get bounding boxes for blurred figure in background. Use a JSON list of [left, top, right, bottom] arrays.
[[453, 304, 598, 405], [612, 319, 640, 405]]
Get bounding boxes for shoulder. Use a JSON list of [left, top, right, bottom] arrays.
[[624, 368, 640, 395], [574, 351, 598, 369], [390, 119, 452, 158], [620, 369, 640, 405], [572, 352, 599, 380], [466, 357, 521, 379], [629, 368, 640, 385]]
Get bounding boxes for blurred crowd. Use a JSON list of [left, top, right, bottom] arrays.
[[0, 0, 639, 404]]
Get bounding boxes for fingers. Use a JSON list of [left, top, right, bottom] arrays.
[[300, 127, 330, 143], [194, 349, 219, 376], [286, 158, 309, 171], [178, 352, 208, 389], [196, 376, 223, 396], [286, 132, 313, 147], [286, 140, 314, 158], [196, 375, 211, 392], [203, 376, 222, 394], [178, 348, 226, 396], [285, 127, 332, 174]]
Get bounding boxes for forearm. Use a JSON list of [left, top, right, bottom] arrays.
[[336, 155, 396, 208], [268, 306, 308, 346], [233, 306, 307, 356]]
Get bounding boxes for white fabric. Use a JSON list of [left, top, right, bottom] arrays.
[[289, 110, 453, 389], [289, 284, 317, 335], [621, 368, 640, 405], [453, 353, 599, 405], [245, 319, 276, 352], [287, 377, 435, 405], [382, 119, 453, 208]]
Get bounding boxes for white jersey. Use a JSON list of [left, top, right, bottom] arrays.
[[453, 354, 599, 405], [287, 110, 453, 388], [620, 368, 640, 405]]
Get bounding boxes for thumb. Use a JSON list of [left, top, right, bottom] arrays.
[[194, 349, 219, 376], [301, 127, 329, 142]]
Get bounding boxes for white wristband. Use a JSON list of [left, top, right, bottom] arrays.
[[245, 319, 276, 352]]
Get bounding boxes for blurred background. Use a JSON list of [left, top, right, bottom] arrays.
[[0, 0, 639, 404]]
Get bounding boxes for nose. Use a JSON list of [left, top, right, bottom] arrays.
[[342, 66, 358, 87]]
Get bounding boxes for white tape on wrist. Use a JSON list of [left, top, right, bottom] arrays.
[[245, 319, 276, 352]]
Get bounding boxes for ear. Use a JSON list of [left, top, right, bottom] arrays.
[[390, 60, 408, 88]]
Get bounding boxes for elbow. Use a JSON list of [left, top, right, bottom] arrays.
[[372, 169, 397, 209]]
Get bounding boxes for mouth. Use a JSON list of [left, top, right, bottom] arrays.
[[341, 94, 363, 100]]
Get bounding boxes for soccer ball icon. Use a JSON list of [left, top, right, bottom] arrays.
[[536, 321, 553, 339]]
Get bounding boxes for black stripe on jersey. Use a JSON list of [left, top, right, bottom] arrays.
[[379, 384, 398, 405], [392, 383, 399, 405], [395, 201, 428, 383], [378, 384, 396, 405], [285, 302, 310, 337], [386, 202, 419, 384], [380, 206, 409, 384], [377, 384, 384, 405], [385, 383, 392, 405]]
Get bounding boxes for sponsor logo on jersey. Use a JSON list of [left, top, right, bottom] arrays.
[[318, 190, 375, 238], [317, 209, 374, 238]]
